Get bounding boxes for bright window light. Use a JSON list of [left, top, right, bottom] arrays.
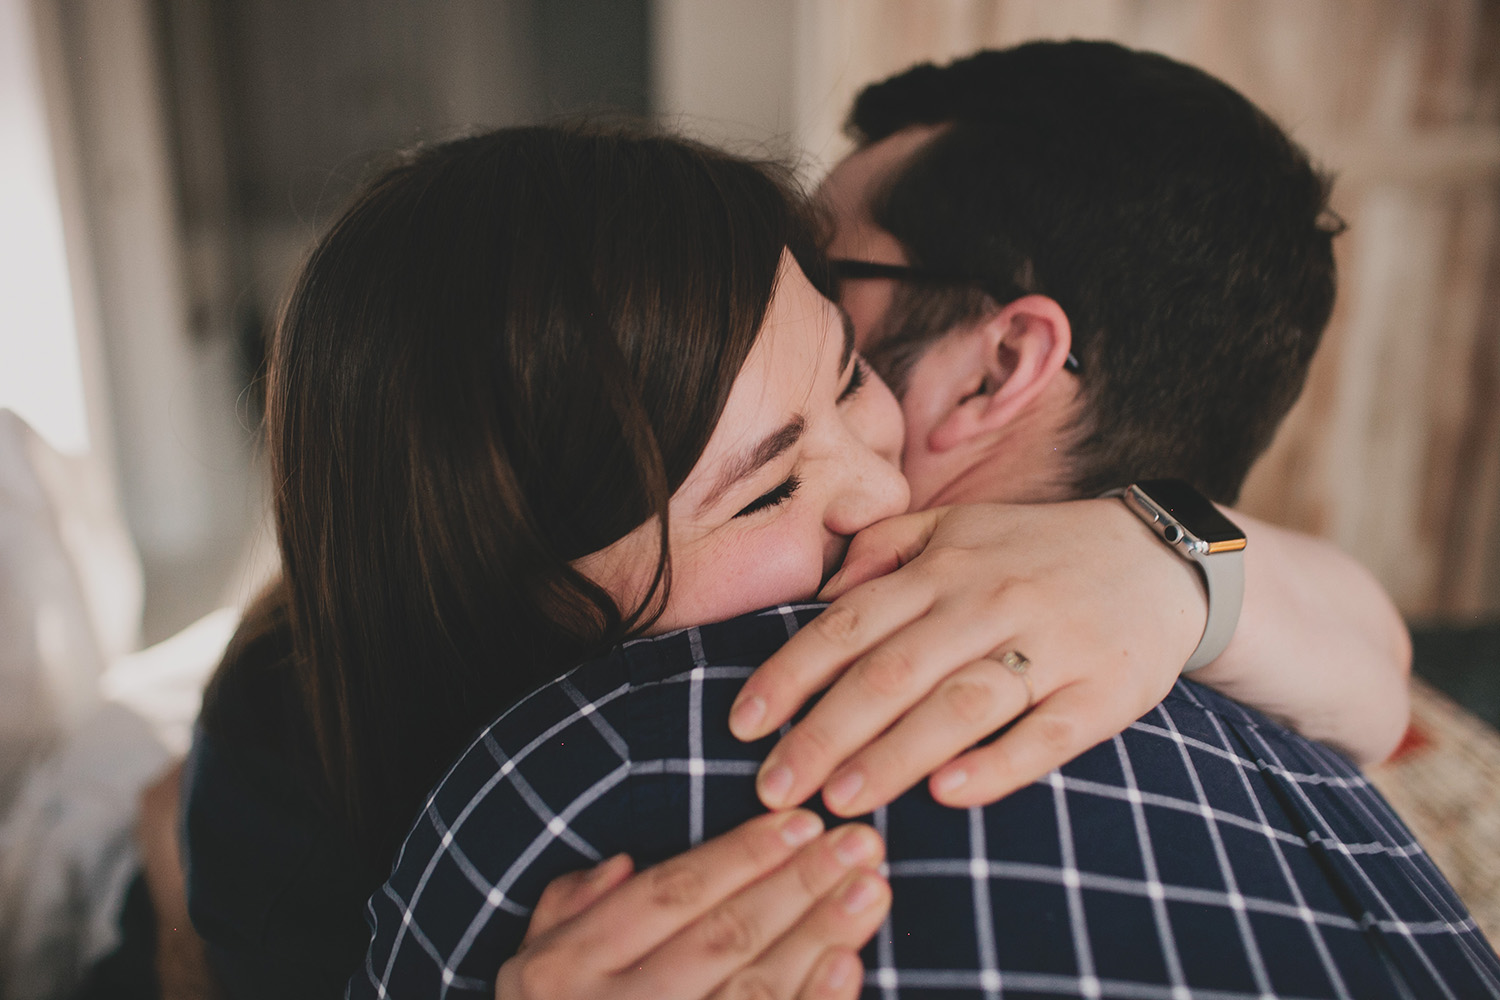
[[0, 0, 90, 455]]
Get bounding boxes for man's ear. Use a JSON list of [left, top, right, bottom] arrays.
[[927, 295, 1073, 453]]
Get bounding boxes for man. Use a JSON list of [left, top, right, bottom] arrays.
[[354, 42, 1500, 998], [730, 38, 1407, 818]]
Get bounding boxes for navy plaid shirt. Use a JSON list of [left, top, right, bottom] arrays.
[[351, 604, 1500, 999]]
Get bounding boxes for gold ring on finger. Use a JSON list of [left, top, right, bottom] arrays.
[[994, 649, 1034, 710]]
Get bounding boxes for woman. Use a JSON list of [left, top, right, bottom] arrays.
[[187, 123, 1411, 999], [190, 125, 911, 1000]]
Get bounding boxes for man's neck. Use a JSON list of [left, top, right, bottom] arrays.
[[913, 385, 1082, 507]]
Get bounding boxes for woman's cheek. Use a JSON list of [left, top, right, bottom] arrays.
[[856, 368, 907, 467], [659, 522, 824, 630]]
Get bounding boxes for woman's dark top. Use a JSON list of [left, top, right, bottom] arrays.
[[182, 596, 371, 1000]]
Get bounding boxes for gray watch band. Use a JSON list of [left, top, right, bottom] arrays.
[[1107, 482, 1246, 673], [1182, 545, 1243, 672]]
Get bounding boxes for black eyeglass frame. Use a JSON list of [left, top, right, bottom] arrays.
[[831, 258, 1082, 373]]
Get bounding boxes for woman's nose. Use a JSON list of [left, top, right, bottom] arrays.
[[826, 446, 910, 537]]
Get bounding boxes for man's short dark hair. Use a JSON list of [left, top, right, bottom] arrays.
[[847, 40, 1342, 503]]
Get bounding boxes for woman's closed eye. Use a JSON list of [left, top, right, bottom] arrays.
[[734, 474, 802, 518], [838, 357, 868, 404]]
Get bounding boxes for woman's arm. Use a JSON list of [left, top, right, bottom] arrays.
[[730, 500, 1410, 816]]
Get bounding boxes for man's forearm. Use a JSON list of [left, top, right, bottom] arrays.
[[1194, 511, 1411, 765], [155, 921, 222, 1000], [140, 762, 224, 1000]]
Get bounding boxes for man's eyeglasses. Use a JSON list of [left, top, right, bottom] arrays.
[[831, 258, 1082, 373]]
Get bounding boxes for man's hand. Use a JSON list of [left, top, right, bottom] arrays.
[[729, 501, 1206, 814], [139, 761, 223, 1000], [495, 810, 890, 1000]]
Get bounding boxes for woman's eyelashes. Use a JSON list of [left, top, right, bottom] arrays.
[[838, 357, 868, 403], [734, 474, 802, 518], [729, 358, 862, 521], [726, 354, 862, 522]]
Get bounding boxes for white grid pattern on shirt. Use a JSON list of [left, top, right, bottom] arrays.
[[1110, 733, 1187, 996], [872, 804, 897, 1000], [1183, 682, 1352, 998], [967, 805, 1003, 999], [1153, 693, 1274, 995], [688, 628, 708, 846], [372, 679, 633, 1000], [1234, 703, 1500, 997], [1050, 768, 1099, 996]]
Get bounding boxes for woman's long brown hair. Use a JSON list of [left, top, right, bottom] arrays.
[[265, 125, 828, 874]]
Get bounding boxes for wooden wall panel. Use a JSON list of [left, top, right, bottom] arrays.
[[790, 0, 1500, 620]]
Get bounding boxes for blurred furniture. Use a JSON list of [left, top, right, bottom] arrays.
[[0, 409, 243, 1000], [1412, 618, 1500, 731], [1388, 618, 1500, 942], [1371, 674, 1500, 944]]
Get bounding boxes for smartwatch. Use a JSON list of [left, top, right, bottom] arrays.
[[1107, 479, 1246, 673]]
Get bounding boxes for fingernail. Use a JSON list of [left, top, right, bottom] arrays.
[[759, 763, 795, 806], [825, 768, 864, 810], [933, 767, 968, 796], [833, 825, 878, 865], [780, 811, 823, 847], [730, 694, 766, 737], [824, 952, 857, 990], [816, 571, 843, 600], [841, 873, 883, 914]]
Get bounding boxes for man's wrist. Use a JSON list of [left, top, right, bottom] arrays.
[[1091, 495, 1209, 667], [1104, 481, 1246, 672]]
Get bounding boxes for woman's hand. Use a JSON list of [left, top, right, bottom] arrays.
[[729, 498, 1411, 818], [730, 500, 1203, 814], [495, 810, 890, 1000]]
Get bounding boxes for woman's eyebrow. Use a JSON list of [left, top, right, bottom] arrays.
[[698, 415, 806, 515]]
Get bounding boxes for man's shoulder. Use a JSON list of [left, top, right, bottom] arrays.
[[1156, 675, 1360, 772], [616, 602, 826, 683], [441, 603, 816, 759], [419, 603, 826, 841], [355, 605, 826, 998]]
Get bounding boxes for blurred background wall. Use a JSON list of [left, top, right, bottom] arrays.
[[5, 0, 1499, 642]]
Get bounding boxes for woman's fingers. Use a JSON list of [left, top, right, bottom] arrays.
[[753, 601, 1025, 811], [499, 811, 873, 1000], [814, 652, 1041, 816], [521, 853, 634, 945], [729, 573, 936, 747], [562, 810, 828, 972], [620, 825, 886, 999], [817, 508, 941, 599], [710, 872, 890, 1000], [797, 949, 868, 1000], [928, 680, 1142, 807]]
